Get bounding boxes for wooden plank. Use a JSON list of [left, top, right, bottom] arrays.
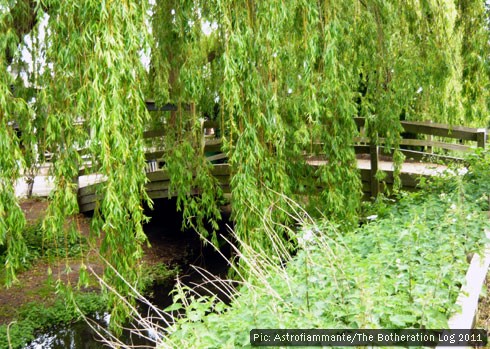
[[381, 171, 422, 188], [401, 121, 483, 141], [211, 164, 231, 176], [353, 117, 486, 146], [443, 229, 490, 331], [353, 136, 370, 143], [78, 182, 103, 196], [391, 149, 427, 162], [437, 228, 490, 348], [145, 150, 164, 160], [220, 185, 232, 194], [206, 153, 227, 162], [146, 164, 230, 181], [145, 180, 171, 192], [355, 136, 472, 152], [78, 193, 102, 205], [143, 121, 219, 139], [148, 188, 202, 200], [214, 176, 231, 186], [398, 138, 472, 152], [143, 139, 222, 160], [145, 101, 179, 112], [359, 167, 426, 188], [148, 189, 173, 200], [204, 139, 223, 152], [79, 180, 231, 213], [79, 201, 97, 213], [146, 177, 230, 192], [146, 170, 171, 182], [426, 132, 433, 154], [78, 161, 98, 176], [380, 148, 465, 163], [150, 183, 231, 198], [143, 129, 165, 138]]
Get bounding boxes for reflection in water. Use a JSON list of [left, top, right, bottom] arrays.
[[24, 314, 106, 349], [24, 313, 155, 349], [24, 305, 168, 348]]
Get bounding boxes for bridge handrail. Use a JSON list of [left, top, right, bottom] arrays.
[[133, 103, 490, 198], [143, 104, 487, 146], [76, 105, 490, 208], [353, 117, 487, 147]]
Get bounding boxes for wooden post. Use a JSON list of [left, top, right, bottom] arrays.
[[476, 129, 486, 150], [370, 142, 379, 197], [427, 120, 433, 154]]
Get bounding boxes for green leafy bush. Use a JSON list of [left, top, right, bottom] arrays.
[[0, 292, 106, 349], [0, 220, 89, 277], [153, 156, 489, 348]]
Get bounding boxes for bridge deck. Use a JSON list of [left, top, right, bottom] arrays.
[[14, 158, 450, 213]]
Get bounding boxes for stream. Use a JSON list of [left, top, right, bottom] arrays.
[[23, 199, 233, 349]]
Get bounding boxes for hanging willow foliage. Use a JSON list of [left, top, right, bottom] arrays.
[[0, 2, 30, 286], [38, 0, 152, 324], [1, 0, 489, 325], [150, 0, 490, 248]]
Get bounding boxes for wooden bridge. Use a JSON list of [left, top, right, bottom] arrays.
[[77, 103, 488, 213]]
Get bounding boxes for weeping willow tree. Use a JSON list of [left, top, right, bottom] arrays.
[[1, 0, 489, 325]]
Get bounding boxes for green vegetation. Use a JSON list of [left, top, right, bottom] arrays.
[[0, 292, 106, 349], [1, 0, 489, 328], [0, 221, 88, 271], [153, 157, 489, 348], [140, 262, 180, 293]]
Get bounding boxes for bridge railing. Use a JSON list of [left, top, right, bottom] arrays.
[[80, 102, 488, 198], [142, 104, 488, 195], [352, 117, 487, 196], [354, 117, 486, 150], [144, 100, 487, 154], [142, 122, 222, 171]]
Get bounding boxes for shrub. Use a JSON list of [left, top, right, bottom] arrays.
[[149, 157, 489, 348]]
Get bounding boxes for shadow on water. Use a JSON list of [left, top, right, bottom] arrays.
[[24, 198, 234, 349]]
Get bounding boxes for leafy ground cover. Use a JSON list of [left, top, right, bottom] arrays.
[[147, 154, 490, 348], [0, 292, 105, 349]]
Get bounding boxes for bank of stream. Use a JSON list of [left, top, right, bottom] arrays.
[[24, 246, 231, 349], [1, 198, 233, 349]]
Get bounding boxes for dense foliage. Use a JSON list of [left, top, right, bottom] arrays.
[[153, 157, 490, 348], [1, 0, 489, 325], [0, 292, 106, 349], [0, 217, 87, 270]]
